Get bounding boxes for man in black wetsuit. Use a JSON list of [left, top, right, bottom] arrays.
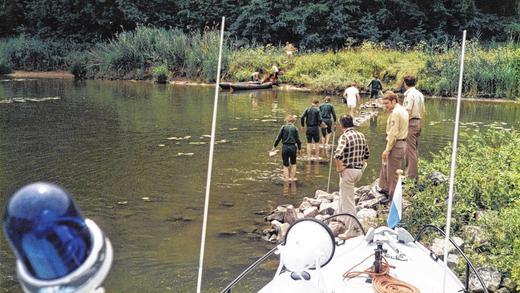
[[273, 115, 302, 182], [367, 76, 383, 99], [301, 99, 322, 160], [319, 96, 337, 149]]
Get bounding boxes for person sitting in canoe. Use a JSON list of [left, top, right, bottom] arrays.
[[251, 69, 263, 82]]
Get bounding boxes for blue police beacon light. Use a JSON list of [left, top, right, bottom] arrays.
[[3, 182, 113, 293]]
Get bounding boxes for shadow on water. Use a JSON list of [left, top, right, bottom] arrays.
[[0, 79, 518, 292]]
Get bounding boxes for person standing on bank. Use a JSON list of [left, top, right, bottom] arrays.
[[367, 75, 383, 100], [378, 92, 408, 202], [334, 115, 370, 239], [273, 115, 302, 182], [342, 83, 361, 117], [301, 99, 323, 160], [319, 96, 337, 148], [402, 75, 425, 182]]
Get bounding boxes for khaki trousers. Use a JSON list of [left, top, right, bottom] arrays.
[[379, 141, 406, 200], [339, 168, 363, 237], [406, 119, 421, 181]]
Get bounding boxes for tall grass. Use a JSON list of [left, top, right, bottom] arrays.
[[88, 27, 230, 81], [0, 34, 82, 71], [422, 41, 520, 99]]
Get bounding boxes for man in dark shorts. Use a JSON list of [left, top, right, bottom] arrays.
[[367, 76, 383, 99], [319, 95, 337, 149], [301, 99, 322, 160], [273, 115, 302, 182]]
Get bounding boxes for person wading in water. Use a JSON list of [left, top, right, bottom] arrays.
[[319, 96, 337, 149], [273, 115, 302, 182], [301, 99, 323, 160]]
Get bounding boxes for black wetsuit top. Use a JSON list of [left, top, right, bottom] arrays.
[[319, 103, 337, 122], [300, 106, 322, 127], [368, 79, 382, 91], [274, 124, 302, 150]]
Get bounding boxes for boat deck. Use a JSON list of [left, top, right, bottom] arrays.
[[260, 235, 465, 293]]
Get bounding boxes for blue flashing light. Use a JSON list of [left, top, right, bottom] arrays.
[[3, 182, 91, 280]]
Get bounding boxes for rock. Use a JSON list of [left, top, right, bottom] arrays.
[[271, 220, 283, 233], [117, 201, 128, 205], [357, 196, 383, 210], [315, 215, 327, 221], [284, 205, 299, 225], [268, 234, 277, 243], [299, 201, 312, 211], [469, 267, 502, 293], [297, 212, 304, 219], [220, 201, 234, 207], [462, 225, 484, 245], [430, 237, 465, 257], [141, 197, 151, 202], [496, 288, 510, 293], [319, 201, 338, 215], [427, 171, 448, 185], [500, 277, 516, 292], [303, 206, 319, 218], [307, 198, 322, 207], [446, 253, 459, 269], [266, 206, 287, 222], [277, 223, 290, 242], [354, 185, 373, 203], [357, 208, 378, 223], [328, 221, 346, 236], [254, 210, 269, 215], [319, 198, 332, 204], [315, 190, 334, 201], [217, 231, 238, 237]]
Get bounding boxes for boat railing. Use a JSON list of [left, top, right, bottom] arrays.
[[219, 213, 363, 293], [414, 224, 489, 293]]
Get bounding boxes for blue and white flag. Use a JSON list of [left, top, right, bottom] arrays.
[[387, 177, 403, 229]]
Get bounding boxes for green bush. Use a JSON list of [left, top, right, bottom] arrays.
[[404, 129, 520, 285], [152, 65, 169, 84], [0, 57, 11, 74]]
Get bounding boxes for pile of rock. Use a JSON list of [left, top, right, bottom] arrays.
[[261, 180, 389, 243]]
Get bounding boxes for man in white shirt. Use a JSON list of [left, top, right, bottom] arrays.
[[402, 75, 425, 182], [342, 83, 361, 117]]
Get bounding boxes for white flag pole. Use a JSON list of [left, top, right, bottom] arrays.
[[442, 29, 467, 292], [196, 16, 226, 293]]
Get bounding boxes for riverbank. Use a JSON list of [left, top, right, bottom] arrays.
[[1, 28, 518, 100], [4, 71, 519, 104]]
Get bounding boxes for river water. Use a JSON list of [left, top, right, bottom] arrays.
[[0, 79, 518, 292]]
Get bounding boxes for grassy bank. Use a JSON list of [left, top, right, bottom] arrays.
[[404, 129, 520, 287], [0, 27, 518, 99]]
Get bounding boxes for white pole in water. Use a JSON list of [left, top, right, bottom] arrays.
[[442, 29, 466, 293], [326, 129, 336, 193], [196, 16, 225, 293]]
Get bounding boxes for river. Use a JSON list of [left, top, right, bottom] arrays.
[[0, 79, 518, 292]]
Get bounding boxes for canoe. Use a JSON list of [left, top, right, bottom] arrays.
[[230, 82, 272, 91], [219, 81, 262, 90], [219, 82, 232, 90]]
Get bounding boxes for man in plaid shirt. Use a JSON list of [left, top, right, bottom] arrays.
[[334, 115, 369, 239]]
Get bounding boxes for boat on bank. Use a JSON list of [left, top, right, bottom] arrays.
[[230, 82, 273, 91]]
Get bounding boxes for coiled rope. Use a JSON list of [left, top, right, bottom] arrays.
[[343, 254, 420, 293]]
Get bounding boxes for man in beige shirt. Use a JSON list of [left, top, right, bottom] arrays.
[[378, 92, 409, 202], [402, 75, 425, 181]]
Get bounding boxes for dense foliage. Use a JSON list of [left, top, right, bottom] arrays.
[[1, 0, 518, 48], [404, 129, 520, 286]]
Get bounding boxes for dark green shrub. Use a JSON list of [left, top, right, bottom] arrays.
[[152, 65, 169, 84], [404, 129, 520, 285]]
